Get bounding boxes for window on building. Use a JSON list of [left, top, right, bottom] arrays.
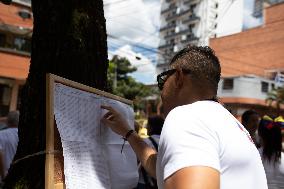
[[174, 45, 178, 52], [215, 3, 219, 8], [261, 82, 269, 92], [271, 83, 275, 90], [190, 4, 196, 10], [0, 33, 6, 48], [18, 9, 32, 19], [222, 79, 234, 90], [176, 7, 180, 14], [175, 26, 180, 33], [17, 85, 24, 110], [0, 84, 12, 117], [188, 25, 193, 32], [14, 37, 31, 52]]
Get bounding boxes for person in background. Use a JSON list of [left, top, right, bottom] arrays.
[[0, 111, 19, 183], [242, 109, 260, 146], [258, 115, 284, 189], [137, 116, 164, 189]]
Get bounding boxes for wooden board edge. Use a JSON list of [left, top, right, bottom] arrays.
[[45, 73, 55, 189], [47, 73, 133, 106], [55, 183, 65, 189]]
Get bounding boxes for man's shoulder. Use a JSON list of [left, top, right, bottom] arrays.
[[168, 101, 223, 118]]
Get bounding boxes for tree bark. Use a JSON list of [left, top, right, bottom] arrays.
[[4, 0, 108, 188]]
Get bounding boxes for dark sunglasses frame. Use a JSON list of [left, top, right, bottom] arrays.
[[157, 69, 191, 90]]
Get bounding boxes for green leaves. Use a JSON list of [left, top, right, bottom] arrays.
[[107, 55, 154, 103]]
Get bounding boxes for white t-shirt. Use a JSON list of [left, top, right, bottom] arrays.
[[0, 128, 18, 181], [156, 101, 267, 189], [259, 148, 284, 189]]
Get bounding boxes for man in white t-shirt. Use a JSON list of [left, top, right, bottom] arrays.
[[101, 46, 267, 189], [0, 111, 19, 183]]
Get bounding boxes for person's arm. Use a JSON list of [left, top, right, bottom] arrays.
[[164, 166, 220, 189], [101, 106, 157, 178], [0, 150, 5, 179]]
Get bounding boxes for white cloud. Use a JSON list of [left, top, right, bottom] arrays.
[[104, 0, 161, 48], [112, 45, 157, 84], [104, 0, 161, 84]]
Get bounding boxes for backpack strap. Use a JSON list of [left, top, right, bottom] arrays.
[[148, 136, 158, 151]]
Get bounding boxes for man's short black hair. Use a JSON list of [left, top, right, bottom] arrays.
[[170, 46, 221, 92], [242, 110, 258, 124]]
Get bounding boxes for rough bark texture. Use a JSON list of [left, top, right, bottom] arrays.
[[4, 0, 108, 188]]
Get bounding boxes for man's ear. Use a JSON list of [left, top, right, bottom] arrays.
[[175, 68, 184, 89]]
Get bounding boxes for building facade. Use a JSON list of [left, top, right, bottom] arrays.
[[211, 2, 284, 117], [0, 0, 32, 116], [156, 0, 244, 73], [218, 75, 283, 118]]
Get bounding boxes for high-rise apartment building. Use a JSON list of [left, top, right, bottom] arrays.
[[156, 0, 244, 73], [253, 0, 284, 17]]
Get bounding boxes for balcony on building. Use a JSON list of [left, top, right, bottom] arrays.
[[165, 7, 193, 21], [158, 43, 174, 50], [0, 25, 32, 56], [164, 29, 188, 40], [181, 34, 199, 44], [184, 0, 201, 6], [182, 15, 200, 24], [161, 3, 177, 14], [159, 23, 176, 32]]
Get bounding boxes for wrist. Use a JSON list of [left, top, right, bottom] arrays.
[[123, 129, 135, 140]]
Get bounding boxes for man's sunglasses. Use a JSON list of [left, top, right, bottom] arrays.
[[157, 69, 191, 90]]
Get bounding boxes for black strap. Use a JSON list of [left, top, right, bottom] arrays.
[[148, 136, 158, 151]]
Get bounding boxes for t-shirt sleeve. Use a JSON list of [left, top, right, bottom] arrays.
[[160, 108, 221, 180]]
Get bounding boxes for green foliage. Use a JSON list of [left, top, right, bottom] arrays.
[[266, 87, 284, 115], [107, 55, 154, 108]]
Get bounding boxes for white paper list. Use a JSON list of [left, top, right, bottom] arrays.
[[54, 83, 138, 189]]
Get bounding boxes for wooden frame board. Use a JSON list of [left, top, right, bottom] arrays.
[[45, 73, 132, 189]]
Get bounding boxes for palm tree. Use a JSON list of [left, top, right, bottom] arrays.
[[266, 87, 284, 116], [3, 0, 108, 188]]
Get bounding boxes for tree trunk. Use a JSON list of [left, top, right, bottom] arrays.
[[4, 0, 108, 188]]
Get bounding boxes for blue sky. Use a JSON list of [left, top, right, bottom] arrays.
[[104, 0, 262, 84]]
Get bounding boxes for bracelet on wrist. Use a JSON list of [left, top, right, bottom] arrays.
[[121, 129, 135, 153], [123, 129, 135, 141]]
